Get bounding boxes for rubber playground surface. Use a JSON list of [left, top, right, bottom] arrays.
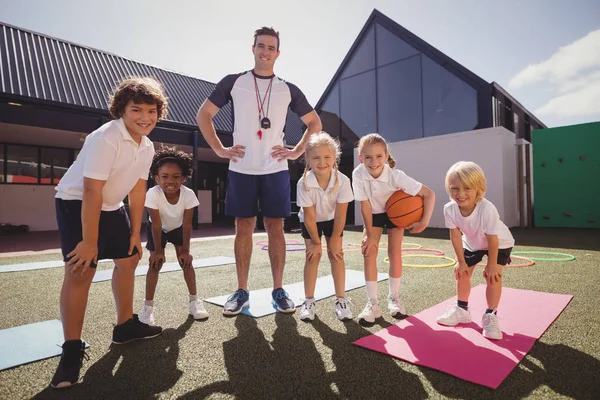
[[0, 227, 598, 399]]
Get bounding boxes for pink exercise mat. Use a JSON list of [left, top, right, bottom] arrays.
[[353, 285, 573, 389]]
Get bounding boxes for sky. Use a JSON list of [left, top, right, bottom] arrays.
[[1, 0, 599, 128]]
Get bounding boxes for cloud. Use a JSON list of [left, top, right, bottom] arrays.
[[509, 29, 600, 120], [509, 29, 600, 89], [535, 76, 600, 118]]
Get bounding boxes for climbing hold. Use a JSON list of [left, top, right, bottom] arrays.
[[589, 219, 596, 223], [580, 156, 586, 161], [543, 216, 550, 220], [564, 212, 572, 217], [558, 158, 564, 163], [541, 162, 546, 167]]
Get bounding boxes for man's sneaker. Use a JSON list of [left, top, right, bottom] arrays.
[[299, 299, 316, 321], [138, 304, 156, 325], [189, 299, 209, 320], [223, 289, 250, 316], [334, 297, 353, 321], [358, 301, 382, 323], [437, 304, 472, 326], [50, 340, 88, 389], [272, 288, 295, 313], [387, 295, 406, 317], [482, 312, 503, 340], [112, 314, 162, 344]]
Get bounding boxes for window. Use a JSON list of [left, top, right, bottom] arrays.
[[340, 70, 377, 140], [41, 148, 69, 184], [0, 144, 4, 183], [7, 145, 38, 183]]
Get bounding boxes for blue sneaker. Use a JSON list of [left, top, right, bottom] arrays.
[[272, 288, 295, 313], [223, 289, 250, 316]]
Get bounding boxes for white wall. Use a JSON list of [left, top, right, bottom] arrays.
[[0, 185, 58, 231], [353, 127, 520, 228]]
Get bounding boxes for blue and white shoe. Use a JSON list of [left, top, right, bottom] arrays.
[[272, 288, 295, 313], [223, 289, 250, 316]]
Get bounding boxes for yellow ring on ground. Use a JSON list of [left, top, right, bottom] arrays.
[[384, 254, 456, 268]]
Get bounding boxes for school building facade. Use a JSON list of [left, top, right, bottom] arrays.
[[0, 21, 305, 231], [1, 9, 545, 232], [314, 10, 546, 227]]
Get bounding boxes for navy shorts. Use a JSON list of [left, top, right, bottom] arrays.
[[300, 220, 343, 239], [55, 199, 138, 264], [146, 221, 184, 251], [371, 213, 397, 230], [225, 170, 291, 218], [464, 248, 513, 267]]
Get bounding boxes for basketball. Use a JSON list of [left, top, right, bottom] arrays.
[[385, 190, 424, 228]]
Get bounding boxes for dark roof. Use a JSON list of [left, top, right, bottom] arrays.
[[316, 9, 493, 127], [0, 22, 306, 142]]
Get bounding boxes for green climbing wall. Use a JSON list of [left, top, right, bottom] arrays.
[[532, 121, 600, 228]]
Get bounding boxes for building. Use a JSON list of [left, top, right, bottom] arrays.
[[0, 22, 305, 231], [315, 9, 546, 227]]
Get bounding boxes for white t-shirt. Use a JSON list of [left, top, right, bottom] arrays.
[[208, 71, 314, 175], [297, 170, 354, 223], [55, 118, 154, 211], [352, 164, 423, 214], [145, 185, 200, 232], [444, 198, 515, 251]]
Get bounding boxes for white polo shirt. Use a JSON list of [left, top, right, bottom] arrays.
[[352, 164, 423, 214], [55, 118, 155, 211], [145, 185, 200, 232], [297, 170, 354, 223], [444, 198, 515, 251]]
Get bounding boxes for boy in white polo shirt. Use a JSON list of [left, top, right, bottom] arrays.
[[138, 146, 209, 325], [437, 161, 514, 340], [51, 77, 167, 389]]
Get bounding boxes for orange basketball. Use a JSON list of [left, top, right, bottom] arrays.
[[385, 190, 424, 228]]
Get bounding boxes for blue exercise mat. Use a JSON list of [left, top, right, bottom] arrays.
[[0, 320, 88, 371], [0, 259, 111, 273], [92, 256, 236, 283], [204, 269, 389, 318]]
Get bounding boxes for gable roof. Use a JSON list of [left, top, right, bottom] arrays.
[[0, 22, 305, 142], [316, 9, 492, 127]]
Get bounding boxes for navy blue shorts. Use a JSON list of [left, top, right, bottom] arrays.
[[55, 199, 138, 264], [464, 248, 513, 267], [371, 213, 397, 230], [146, 221, 184, 251], [225, 170, 291, 218], [300, 220, 343, 239]]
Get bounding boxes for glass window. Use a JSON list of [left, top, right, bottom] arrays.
[[341, 26, 375, 78], [422, 55, 478, 137], [340, 70, 377, 142], [41, 148, 69, 184], [319, 83, 341, 139], [376, 23, 419, 67], [377, 55, 423, 142], [7, 145, 38, 183], [0, 144, 4, 183]]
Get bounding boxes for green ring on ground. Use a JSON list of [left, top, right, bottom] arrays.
[[512, 251, 576, 261]]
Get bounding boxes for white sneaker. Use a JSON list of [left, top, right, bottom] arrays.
[[299, 299, 316, 321], [387, 295, 406, 317], [334, 297, 353, 321], [482, 312, 502, 340], [138, 304, 156, 325], [358, 301, 382, 323], [437, 304, 472, 326], [189, 300, 209, 320]]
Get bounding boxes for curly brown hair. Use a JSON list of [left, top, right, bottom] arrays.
[[108, 77, 169, 120], [150, 146, 194, 180], [253, 26, 280, 50]]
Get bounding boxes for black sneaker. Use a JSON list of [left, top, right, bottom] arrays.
[[223, 289, 250, 316], [50, 340, 88, 389], [272, 288, 295, 313], [112, 314, 162, 344]]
